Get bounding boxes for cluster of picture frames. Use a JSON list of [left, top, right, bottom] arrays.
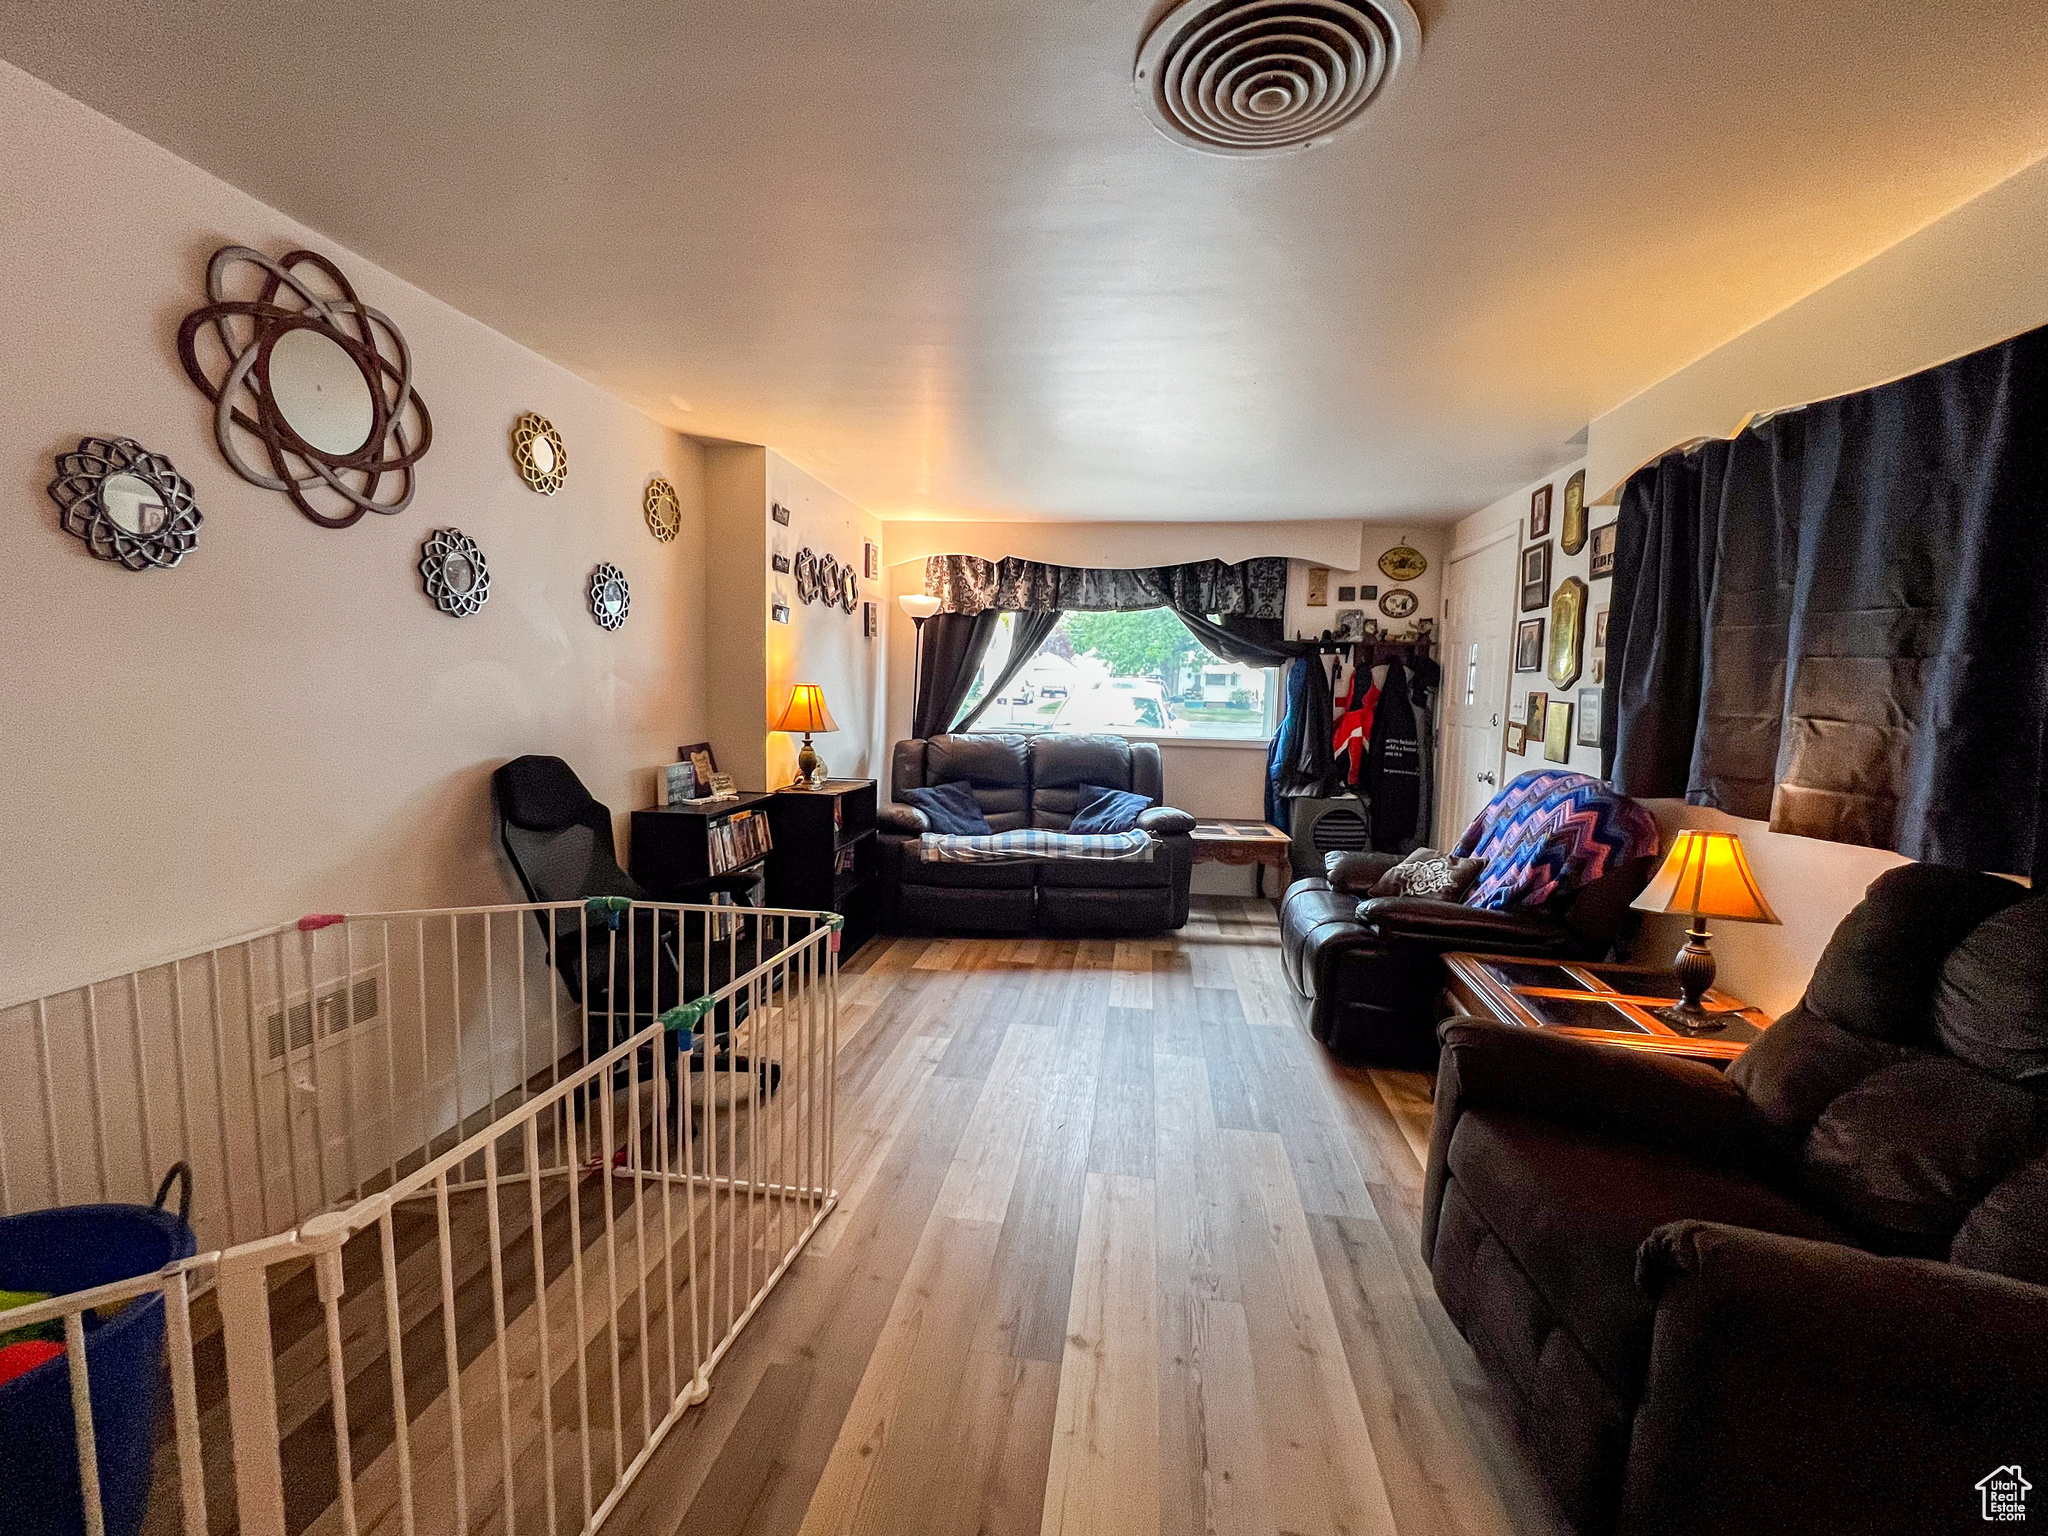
[[1304, 541, 1431, 641], [771, 510, 881, 639], [45, 241, 681, 634], [1509, 468, 1616, 759]]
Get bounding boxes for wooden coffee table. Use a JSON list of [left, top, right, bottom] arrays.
[[1443, 951, 1773, 1064], [1189, 819, 1293, 899]]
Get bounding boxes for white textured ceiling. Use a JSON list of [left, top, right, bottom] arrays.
[[6, 0, 2048, 523]]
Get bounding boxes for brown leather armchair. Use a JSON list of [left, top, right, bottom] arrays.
[[1279, 848, 1653, 1066]]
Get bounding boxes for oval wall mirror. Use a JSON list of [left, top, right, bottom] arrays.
[[267, 326, 376, 455], [513, 412, 568, 494], [47, 436, 203, 570], [420, 527, 491, 617], [644, 477, 681, 541], [589, 562, 630, 630], [177, 245, 430, 528]]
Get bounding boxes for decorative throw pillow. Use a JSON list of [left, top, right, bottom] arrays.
[[902, 781, 993, 836], [1069, 783, 1151, 835], [1370, 847, 1485, 901]]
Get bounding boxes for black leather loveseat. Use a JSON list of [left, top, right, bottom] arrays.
[[877, 732, 1195, 935], [1422, 863, 2048, 1535]]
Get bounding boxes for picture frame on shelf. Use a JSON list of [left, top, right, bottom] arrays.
[[1515, 617, 1544, 672], [664, 762, 697, 804], [1544, 700, 1573, 763], [1529, 484, 1552, 539], [679, 743, 716, 796], [1577, 687, 1603, 746], [1519, 541, 1552, 612], [1590, 521, 1619, 579]]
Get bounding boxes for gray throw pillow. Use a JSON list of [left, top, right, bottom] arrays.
[[1370, 847, 1485, 901]]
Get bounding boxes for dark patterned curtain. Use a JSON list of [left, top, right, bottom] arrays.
[[1603, 321, 2048, 880], [925, 555, 1286, 619]]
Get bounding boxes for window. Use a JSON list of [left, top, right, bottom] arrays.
[[960, 611, 1278, 741]]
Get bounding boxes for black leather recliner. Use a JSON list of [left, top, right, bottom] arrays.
[[1422, 864, 2048, 1536], [1279, 847, 1654, 1066], [876, 732, 1195, 935]]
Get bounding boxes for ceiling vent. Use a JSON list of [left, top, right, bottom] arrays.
[[1134, 0, 1421, 157]]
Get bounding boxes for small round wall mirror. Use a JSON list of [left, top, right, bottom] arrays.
[[589, 562, 630, 630], [267, 326, 376, 455], [48, 436, 203, 570], [644, 476, 681, 541], [419, 527, 491, 617], [513, 412, 567, 494]]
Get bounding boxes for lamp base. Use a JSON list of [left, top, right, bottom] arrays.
[[1648, 1002, 1730, 1036], [792, 736, 824, 787], [1654, 927, 1723, 1034]]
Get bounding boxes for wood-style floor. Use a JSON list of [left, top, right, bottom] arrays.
[[607, 896, 1568, 1536]]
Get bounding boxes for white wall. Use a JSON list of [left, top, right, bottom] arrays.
[[0, 62, 706, 1006], [765, 455, 887, 787]]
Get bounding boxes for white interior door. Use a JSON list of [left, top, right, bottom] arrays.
[[1437, 532, 1518, 845]]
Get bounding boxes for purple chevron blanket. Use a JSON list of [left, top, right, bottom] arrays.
[[1452, 770, 1660, 913]]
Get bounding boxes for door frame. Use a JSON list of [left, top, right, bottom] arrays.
[[1437, 522, 1519, 846]]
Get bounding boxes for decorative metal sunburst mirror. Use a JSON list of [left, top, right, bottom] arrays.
[[644, 476, 681, 541], [589, 562, 630, 630], [176, 245, 431, 529], [47, 436, 203, 570], [512, 412, 567, 494], [419, 527, 491, 617]]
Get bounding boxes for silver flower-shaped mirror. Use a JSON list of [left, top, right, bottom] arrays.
[[48, 436, 203, 570]]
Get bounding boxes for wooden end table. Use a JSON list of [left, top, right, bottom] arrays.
[[1442, 952, 1772, 1065], [1189, 819, 1293, 899]]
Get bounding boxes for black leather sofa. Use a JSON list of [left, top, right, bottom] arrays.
[[877, 732, 1195, 935], [1280, 848, 1653, 1067], [1422, 863, 2048, 1535]]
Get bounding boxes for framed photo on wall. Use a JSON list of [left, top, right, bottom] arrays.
[[1590, 521, 1619, 579], [1529, 483, 1553, 539], [1306, 566, 1330, 606], [1577, 687, 1603, 746], [1544, 700, 1573, 763], [1505, 720, 1527, 754], [1594, 603, 1610, 650], [1525, 691, 1548, 735], [1515, 617, 1544, 672], [863, 540, 880, 579], [1520, 542, 1552, 612]]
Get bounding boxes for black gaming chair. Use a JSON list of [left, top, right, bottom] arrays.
[[491, 754, 775, 1096]]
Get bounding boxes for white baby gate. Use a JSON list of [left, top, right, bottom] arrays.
[[0, 898, 839, 1536]]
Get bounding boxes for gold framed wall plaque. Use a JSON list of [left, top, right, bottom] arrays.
[[1549, 576, 1586, 689]]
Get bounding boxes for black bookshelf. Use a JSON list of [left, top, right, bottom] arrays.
[[765, 779, 880, 957], [629, 791, 777, 901]]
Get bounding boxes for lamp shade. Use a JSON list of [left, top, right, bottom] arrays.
[[771, 683, 838, 735], [898, 593, 940, 621], [1631, 830, 1780, 924]]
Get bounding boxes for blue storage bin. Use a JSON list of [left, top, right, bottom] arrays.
[[0, 1167, 197, 1536]]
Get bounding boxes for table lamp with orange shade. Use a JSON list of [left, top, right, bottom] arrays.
[[1629, 829, 1780, 1033], [772, 683, 839, 787]]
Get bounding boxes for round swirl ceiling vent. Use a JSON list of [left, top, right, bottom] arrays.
[[1134, 0, 1421, 156]]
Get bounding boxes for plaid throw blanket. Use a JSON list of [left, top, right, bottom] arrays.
[[1454, 769, 1659, 912], [918, 829, 1154, 864]]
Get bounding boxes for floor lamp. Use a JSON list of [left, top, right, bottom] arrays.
[[900, 593, 940, 731]]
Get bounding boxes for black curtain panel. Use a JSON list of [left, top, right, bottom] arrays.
[[953, 610, 1062, 733], [913, 610, 1003, 740], [1604, 321, 2048, 879]]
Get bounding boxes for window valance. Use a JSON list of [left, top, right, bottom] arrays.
[[924, 554, 1286, 620]]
